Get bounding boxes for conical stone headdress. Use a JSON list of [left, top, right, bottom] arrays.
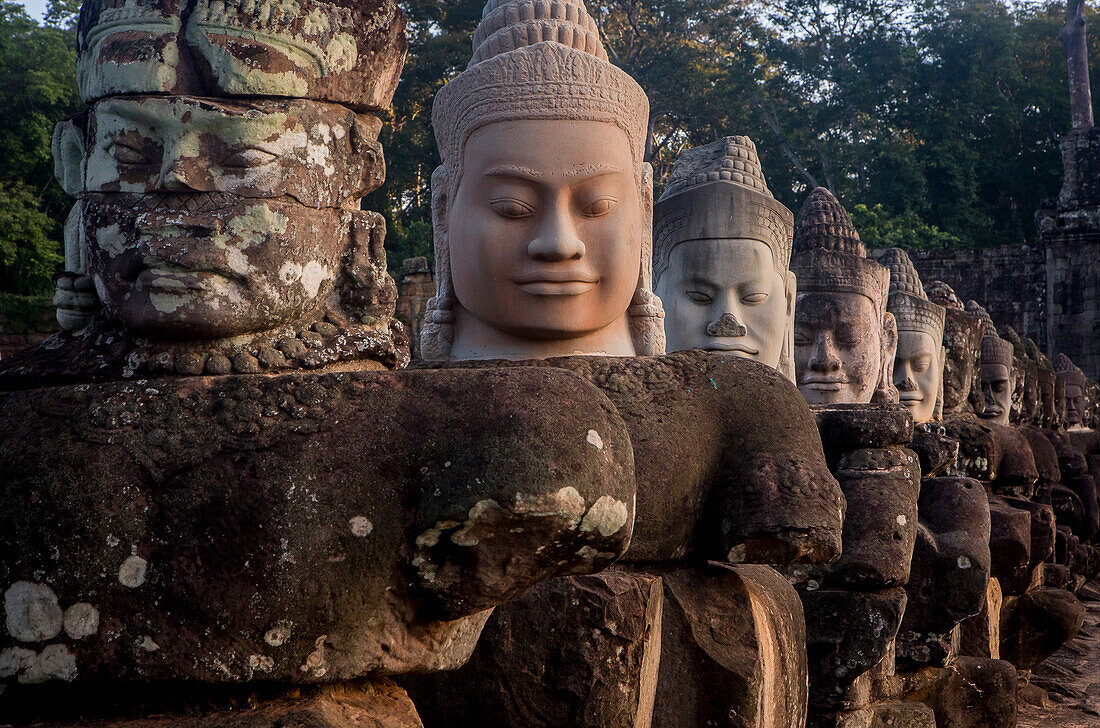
[[879, 248, 945, 342], [790, 188, 888, 311], [1054, 353, 1087, 388], [653, 136, 794, 282], [966, 300, 1014, 368]]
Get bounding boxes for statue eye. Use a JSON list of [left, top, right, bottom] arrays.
[[913, 355, 932, 373], [490, 198, 535, 219], [742, 292, 768, 304], [794, 333, 811, 346], [109, 143, 149, 165], [685, 291, 712, 304], [581, 196, 617, 218], [222, 148, 277, 168]]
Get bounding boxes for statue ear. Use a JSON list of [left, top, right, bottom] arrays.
[[877, 311, 899, 403], [778, 270, 797, 383], [53, 117, 86, 198], [421, 164, 455, 361]]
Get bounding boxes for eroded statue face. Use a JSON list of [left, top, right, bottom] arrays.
[[72, 97, 369, 339], [1066, 383, 1085, 426], [941, 317, 981, 414], [894, 330, 943, 424], [978, 362, 1014, 426], [656, 239, 793, 369], [794, 291, 883, 404], [447, 120, 643, 359]]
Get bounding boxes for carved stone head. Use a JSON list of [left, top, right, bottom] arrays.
[[423, 0, 663, 361], [967, 301, 1015, 427], [22, 0, 409, 382], [789, 188, 897, 404], [879, 248, 945, 424], [653, 136, 796, 379], [1000, 326, 1037, 425], [1028, 339, 1058, 428], [1055, 353, 1087, 429], [926, 281, 984, 416]]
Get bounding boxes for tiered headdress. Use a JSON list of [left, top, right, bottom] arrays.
[[422, 0, 663, 360], [653, 136, 794, 281], [1054, 353, 1087, 388], [879, 248, 945, 342], [966, 300, 1014, 369]]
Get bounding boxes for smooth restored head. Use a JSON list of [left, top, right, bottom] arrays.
[[447, 119, 643, 359], [895, 330, 943, 423], [979, 361, 1014, 426]]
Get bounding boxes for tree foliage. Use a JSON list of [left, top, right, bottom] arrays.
[[0, 1, 80, 294]]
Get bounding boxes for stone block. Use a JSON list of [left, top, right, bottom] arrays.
[[1000, 588, 1085, 670], [987, 496, 1033, 596], [958, 577, 1002, 660]]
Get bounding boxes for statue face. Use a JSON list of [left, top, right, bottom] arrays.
[[1039, 375, 1056, 426], [1066, 383, 1085, 426], [70, 97, 369, 339], [656, 239, 792, 369], [894, 330, 943, 424], [940, 312, 981, 413], [447, 120, 642, 354], [978, 362, 1014, 426], [794, 291, 883, 404]]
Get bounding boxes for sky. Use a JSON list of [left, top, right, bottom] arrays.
[[14, 0, 49, 21]]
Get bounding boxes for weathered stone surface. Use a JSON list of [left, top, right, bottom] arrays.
[[653, 564, 808, 728], [3, 680, 424, 728], [802, 588, 907, 712], [0, 367, 635, 692], [958, 577, 1003, 659], [1000, 588, 1086, 670], [1001, 497, 1057, 579], [813, 403, 914, 455], [404, 571, 662, 728], [987, 496, 1034, 596], [989, 424, 1040, 496], [79, 97, 386, 209], [910, 425, 959, 478], [395, 258, 434, 361], [1022, 426, 1063, 486], [424, 352, 846, 565], [897, 477, 991, 668], [826, 446, 921, 589], [901, 657, 1018, 728], [76, 0, 407, 110]]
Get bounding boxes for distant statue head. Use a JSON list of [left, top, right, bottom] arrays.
[[1026, 339, 1058, 428], [879, 249, 945, 424], [999, 326, 1037, 425], [926, 281, 985, 416], [967, 301, 1015, 427], [1054, 353, 1088, 428], [423, 0, 663, 361], [652, 136, 796, 379], [789, 188, 897, 404]]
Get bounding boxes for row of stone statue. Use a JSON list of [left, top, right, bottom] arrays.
[[1, 0, 1098, 727]]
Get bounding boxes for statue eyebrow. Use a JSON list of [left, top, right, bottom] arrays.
[[484, 163, 624, 180]]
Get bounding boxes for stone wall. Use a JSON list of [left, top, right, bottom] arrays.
[[0, 295, 57, 359], [395, 257, 435, 361]]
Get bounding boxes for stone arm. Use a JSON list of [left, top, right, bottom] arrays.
[[0, 367, 636, 687]]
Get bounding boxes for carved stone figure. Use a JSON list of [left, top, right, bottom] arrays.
[[926, 281, 985, 416], [968, 302, 1016, 427], [790, 187, 897, 405], [1055, 353, 1089, 429], [879, 248, 946, 424], [653, 136, 796, 379], [1000, 326, 1039, 425], [423, 0, 663, 360]]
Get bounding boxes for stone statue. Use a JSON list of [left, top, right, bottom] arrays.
[[1055, 353, 1089, 429], [879, 248, 946, 424], [11, 0, 409, 385], [790, 187, 897, 404], [422, 0, 664, 360], [926, 281, 985, 416], [968, 301, 1016, 427], [653, 136, 797, 380], [1000, 326, 1039, 426]]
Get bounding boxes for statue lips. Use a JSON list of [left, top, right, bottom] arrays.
[[513, 270, 600, 296], [979, 405, 1003, 420], [802, 377, 848, 392], [705, 341, 759, 356]]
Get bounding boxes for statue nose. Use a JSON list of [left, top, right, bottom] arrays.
[[706, 313, 747, 338], [898, 375, 918, 391]]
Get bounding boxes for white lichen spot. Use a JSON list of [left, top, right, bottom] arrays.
[[63, 603, 100, 640], [4, 582, 63, 642], [513, 487, 586, 524], [579, 495, 630, 537], [139, 635, 159, 652], [586, 429, 604, 450], [957, 556, 972, 570], [349, 516, 373, 537], [300, 261, 329, 298], [576, 546, 599, 559], [106, 534, 120, 548], [18, 644, 77, 684], [896, 515, 908, 527], [300, 635, 328, 677], [0, 647, 36, 678], [249, 654, 274, 672], [727, 544, 748, 564], [265, 622, 292, 647], [118, 555, 148, 588]]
